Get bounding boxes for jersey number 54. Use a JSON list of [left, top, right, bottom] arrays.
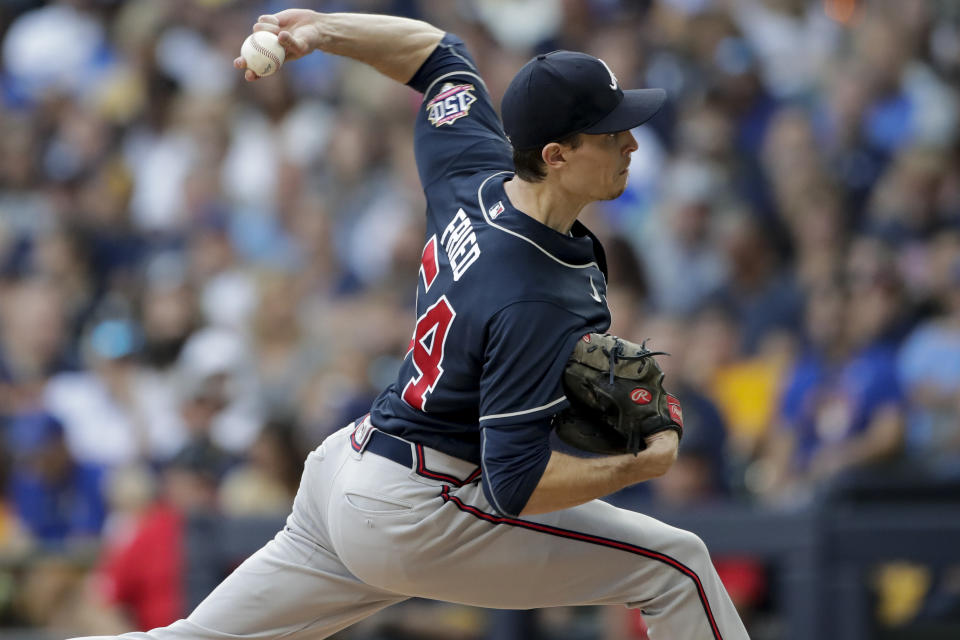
[[402, 295, 456, 411]]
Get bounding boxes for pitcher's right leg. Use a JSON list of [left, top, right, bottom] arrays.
[[71, 427, 408, 640], [69, 527, 404, 640]]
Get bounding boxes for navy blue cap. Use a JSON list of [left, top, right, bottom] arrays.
[[501, 51, 666, 151]]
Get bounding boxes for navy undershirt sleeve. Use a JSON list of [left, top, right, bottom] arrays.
[[477, 301, 603, 516], [480, 419, 553, 517]]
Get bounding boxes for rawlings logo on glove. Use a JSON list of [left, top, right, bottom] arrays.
[[553, 332, 683, 455]]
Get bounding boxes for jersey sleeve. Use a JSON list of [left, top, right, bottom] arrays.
[[479, 417, 552, 517], [479, 300, 595, 427], [476, 300, 602, 516], [407, 33, 512, 187]]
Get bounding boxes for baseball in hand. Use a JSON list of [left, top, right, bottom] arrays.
[[241, 31, 285, 77]]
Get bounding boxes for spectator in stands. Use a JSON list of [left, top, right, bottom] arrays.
[[781, 184, 847, 290], [852, 11, 957, 156], [755, 270, 907, 504], [4, 411, 104, 548], [639, 158, 728, 315], [219, 420, 304, 517], [92, 436, 227, 633], [597, 233, 650, 339], [0, 450, 31, 559], [682, 304, 793, 462], [762, 108, 828, 231], [731, 0, 842, 100], [815, 58, 885, 214], [170, 371, 235, 488], [174, 326, 262, 455], [865, 146, 953, 245], [644, 314, 731, 506], [138, 273, 199, 373], [710, 208, 802, 354], [187, 211, 258, 334], [0, 278, 74, 421], [43, 318, 186, 468], [87, 345, 242, 634], [899, 257, 960, 465], [250, 270, 326, 421]]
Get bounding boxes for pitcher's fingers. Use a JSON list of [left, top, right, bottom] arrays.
[[234, 57, 247, 69], [257, 14, 279, 25], [253, 22, 280, 34], [277, 30, 306, 52], [245, 69, 258, 82]]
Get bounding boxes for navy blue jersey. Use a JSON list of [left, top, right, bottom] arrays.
[[369, 35, 611, 516]]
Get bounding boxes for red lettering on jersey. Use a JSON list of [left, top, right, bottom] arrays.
[[630, 388, 652, 405], [420, 235, 439, 292], [402, 296, 456, 410]]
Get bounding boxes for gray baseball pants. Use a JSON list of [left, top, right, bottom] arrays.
[[72, 423, 749, 640]]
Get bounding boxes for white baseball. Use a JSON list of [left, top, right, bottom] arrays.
[[241, 31, 285, 77]]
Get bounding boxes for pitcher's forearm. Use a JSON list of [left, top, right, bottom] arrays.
[[312, 13, 444, 83], [520, 435, 678, 516]]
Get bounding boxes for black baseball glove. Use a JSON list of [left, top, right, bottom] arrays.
[[553, 332, 683, 455]]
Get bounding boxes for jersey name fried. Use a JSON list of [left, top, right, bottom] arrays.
[[441, 208, 481, 281]]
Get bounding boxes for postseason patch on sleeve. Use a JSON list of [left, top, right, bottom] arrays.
[[426, 83, 478, 127]]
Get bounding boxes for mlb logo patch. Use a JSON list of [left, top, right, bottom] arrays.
[[488, 201, 505, 219], [427, 83, 477, 127]]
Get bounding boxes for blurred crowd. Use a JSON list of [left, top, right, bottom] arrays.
[[1, 0, 960, 637]]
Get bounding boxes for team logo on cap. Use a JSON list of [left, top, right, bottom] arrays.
[[427, 83, 477, 127], [598, 58, 619, 91]]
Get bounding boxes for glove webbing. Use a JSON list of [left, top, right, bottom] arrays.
[[586, 338, 668, 385]]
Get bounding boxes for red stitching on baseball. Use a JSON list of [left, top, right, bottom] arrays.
[[251, 36, 281, 70]]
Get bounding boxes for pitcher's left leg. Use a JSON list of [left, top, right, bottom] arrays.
[[336, 481, 749, 640]]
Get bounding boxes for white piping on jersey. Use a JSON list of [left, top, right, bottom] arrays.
[[425, 70, 489, 100], [478, 395, 567, 422], [446, 43, 482, 75], [479, 432, 509, 516], [477, 171, 601, 271]]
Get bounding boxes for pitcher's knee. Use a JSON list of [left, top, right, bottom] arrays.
[[671, 528, 711, 566]]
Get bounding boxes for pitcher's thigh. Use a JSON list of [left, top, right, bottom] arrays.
[[177, 527, 404, 639], [398, 486, 717, 609], [72, 527, 405, 640], [399, 487, 746, 640]]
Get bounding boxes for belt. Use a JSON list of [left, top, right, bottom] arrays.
[[350, 418, 481, 488], [366, 429, 414, 467]]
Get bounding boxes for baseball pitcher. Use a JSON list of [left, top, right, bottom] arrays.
[[73, 9, 749, 640]]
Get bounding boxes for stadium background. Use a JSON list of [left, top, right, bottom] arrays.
[[1, 0, 959, 638]]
